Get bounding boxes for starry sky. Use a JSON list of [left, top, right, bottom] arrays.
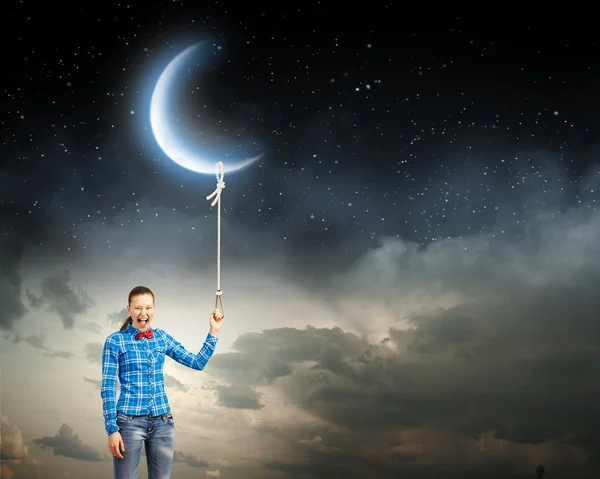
[[2, 4, 600, 479]]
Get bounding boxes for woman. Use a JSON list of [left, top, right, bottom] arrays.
[[101, 285, 224, 478]]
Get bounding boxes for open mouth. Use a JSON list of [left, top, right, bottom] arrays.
[[138, 319, 148, 327]]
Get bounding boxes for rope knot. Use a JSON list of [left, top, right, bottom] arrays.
[[206, 180, 225, 207]]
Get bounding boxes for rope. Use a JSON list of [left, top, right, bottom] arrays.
[[206, 161, 225, 312]]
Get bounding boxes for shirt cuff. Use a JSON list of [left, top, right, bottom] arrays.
[[206, 333, 219, 344], [106, 422, 119, 436]]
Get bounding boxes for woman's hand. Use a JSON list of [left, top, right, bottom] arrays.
[[210, 309, 224, 336], [108, 431, 125, 459]]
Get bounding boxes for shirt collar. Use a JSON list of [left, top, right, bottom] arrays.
[[125, 323, 138, 336], [125, 323, 154, 336]]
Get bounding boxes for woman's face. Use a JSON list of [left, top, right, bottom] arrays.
[[127, 293, 155, 331]]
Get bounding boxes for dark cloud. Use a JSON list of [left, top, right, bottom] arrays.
[[210, 327, 364, 386], [25, 289, 45, 308], [173, 450, 209, 468], [164, 373, 189, 393], [106, 308, 128, 325], [0, 163, 79, 333], [12, 332, 73, 360], [42, 350, 73, 360], [83, 342, 103, 364], [265, 457, 360, 479], [216, 385, 263, 410], [83, 322, 102, 333], [14, 332, 45, 350], [0, 238, 27, 330], [205, 210, 600, 477], [83, 377, 101, 389], [33, 424, 103, 462], [27, 269, 95, 329]]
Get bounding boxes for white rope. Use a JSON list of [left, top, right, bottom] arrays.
[[206, 162, 225, 298]]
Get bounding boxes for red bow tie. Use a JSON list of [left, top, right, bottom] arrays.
[[135, 329, 153, 340]]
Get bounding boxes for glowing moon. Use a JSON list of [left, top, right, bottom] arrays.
[[150, 42, 263, 175]]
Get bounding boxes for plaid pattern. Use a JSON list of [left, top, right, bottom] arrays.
[[101, 323, 218, 435]]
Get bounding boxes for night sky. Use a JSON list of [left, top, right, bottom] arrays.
[[2, 5, 600, 479]]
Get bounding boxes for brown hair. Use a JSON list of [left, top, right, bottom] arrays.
[[119, 286, 155, 331]]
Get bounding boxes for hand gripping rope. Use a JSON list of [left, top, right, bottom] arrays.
[[206, 161, 225, 314]]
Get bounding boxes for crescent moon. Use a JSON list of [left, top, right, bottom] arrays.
[[150, 42, 263, 175]]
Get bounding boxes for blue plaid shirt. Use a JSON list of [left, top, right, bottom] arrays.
[[101, 323, 218, 435]]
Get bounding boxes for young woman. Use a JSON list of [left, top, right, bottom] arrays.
[[101, 285, 224, 478]]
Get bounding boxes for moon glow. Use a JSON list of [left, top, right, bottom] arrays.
[[150, 42, 263, 175]]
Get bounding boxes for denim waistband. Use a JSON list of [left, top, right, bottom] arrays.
[[119, 412, 170, 419]]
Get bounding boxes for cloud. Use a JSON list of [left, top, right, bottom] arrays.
[[203, 208, 600, 477], [0, 463, 13, 479], [43, 350, 73, 360], [0, 415, 28, 461], [83, 377, 101, 389], [14, 332, 45, 350], [216, 385, 263, 410], [3, 144, 598, 479], [265, 457, 360, 479], [1, 162, 84, 332], [173, 450, 209, 468], [164, 373, 190, 393], [27, 270, 95, 329], [83, 342, 103, 364], [106, 308, 128, 325], [209, 326, 367, 387], [33, 424, 103, 462], [0, 239, 27, 330], [83, 322, 103, 333], [0, 415, 32, 479], [11, 332, 73, 360]]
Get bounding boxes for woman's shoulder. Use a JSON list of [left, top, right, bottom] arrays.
[[105, 329, 129, 342], [153, 328, 175, 343], [153, 327, 168, 337]]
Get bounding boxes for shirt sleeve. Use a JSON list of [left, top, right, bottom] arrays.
[[165, 332, 218, 370], [101, 336, 120, 436]]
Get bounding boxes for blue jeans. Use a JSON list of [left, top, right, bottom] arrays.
[[113, 412, 175, 479]]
